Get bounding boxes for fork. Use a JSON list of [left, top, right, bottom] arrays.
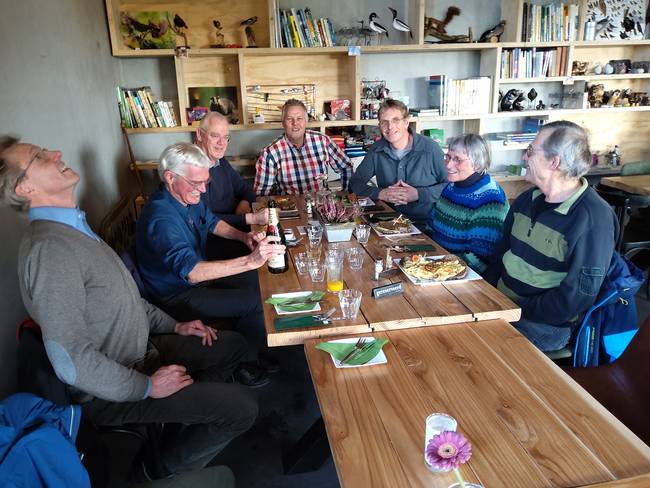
[[339, 338, 367, 364], [341, 340, 375, 365]]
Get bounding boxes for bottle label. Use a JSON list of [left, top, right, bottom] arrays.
[[268, 253, 286, 270]]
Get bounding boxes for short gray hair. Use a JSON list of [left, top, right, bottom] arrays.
[[157, 142, 211, 179], [447, 133, 491, 173], [539, 120, 591, 178], [199, 111, 229, 131], [0, 135, 30, 212]]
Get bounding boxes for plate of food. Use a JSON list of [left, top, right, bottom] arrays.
[[370, 215, 422, 237], [396, 254, 481, 285], [275, 196, 297, 211]]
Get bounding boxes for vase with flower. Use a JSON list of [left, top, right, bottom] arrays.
[[425, 430, 482, 488]]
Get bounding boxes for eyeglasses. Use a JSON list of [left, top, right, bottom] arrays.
[[444, 153, 472, 165], [525, 144, 543, 157], [379, 117, 406, 129], [16, 148, 48, 186], [173, 172, 211, 190]]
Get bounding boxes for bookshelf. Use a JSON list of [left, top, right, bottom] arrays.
[[106, 0, 650, 192]]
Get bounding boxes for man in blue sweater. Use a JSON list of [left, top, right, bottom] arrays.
[[485, 121, 617, 351], [196, 112, 267, 259]]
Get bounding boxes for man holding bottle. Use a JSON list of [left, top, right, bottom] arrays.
[[136, 142, 285, 386]]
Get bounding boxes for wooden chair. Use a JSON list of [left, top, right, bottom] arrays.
[[565, 315, 650, 445]]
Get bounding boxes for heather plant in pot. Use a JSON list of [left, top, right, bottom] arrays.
[[316, 194, 359, 242]]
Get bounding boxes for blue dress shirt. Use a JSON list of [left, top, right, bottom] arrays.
[[28, 207, 100, 241], [136, 186, 220, 299]]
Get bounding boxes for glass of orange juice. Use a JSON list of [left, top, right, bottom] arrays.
[[326, 256, 344, 293]]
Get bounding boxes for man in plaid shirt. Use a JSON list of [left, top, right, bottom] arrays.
[[254, 99, 352, 195]]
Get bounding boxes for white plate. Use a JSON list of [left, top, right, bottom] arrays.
[[327, 338, 388, 368], [358, 197, 375, 207], [395, 256, 482, 286], [272, 291, 322, 315], [370, 222, 422, 238]]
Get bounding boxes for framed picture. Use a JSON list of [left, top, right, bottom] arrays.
[[119, 11, 176, 49], [188, 87, 239, 124], [585, 0, 647, 40]]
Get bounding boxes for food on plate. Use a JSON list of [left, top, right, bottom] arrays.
[[401, 254, 468, 281], [275, 197, 297, 211], [374, 214, 412, 234]]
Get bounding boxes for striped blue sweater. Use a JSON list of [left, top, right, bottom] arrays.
[[428, 173, 509, 273]]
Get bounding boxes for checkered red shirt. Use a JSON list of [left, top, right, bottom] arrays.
[[254, 130, 352, 195]]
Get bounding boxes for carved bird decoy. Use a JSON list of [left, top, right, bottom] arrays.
[[479, 20, 506, 42], [241, 17, 258, 48], [173, 14, 188, 30], [241, 16, 258, 27], [213, 20, 221, 30], [388, 7, 412, 39], [369, 13, 389, 37]]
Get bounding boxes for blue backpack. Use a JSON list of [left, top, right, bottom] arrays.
[[0, 393, 90, 487], [573, 252, 645, 367]]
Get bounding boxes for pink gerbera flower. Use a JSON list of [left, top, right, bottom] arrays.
[[426, 430, 472, 471]]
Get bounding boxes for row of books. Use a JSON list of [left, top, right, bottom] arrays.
[[501, 47, 568, 78], [521, 2, 579, 42], [421, 75, 491, 117], [276, 8, 337, 48], [117, 86, 178, 129]]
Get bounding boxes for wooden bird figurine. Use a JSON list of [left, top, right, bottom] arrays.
[[427, 7, 460, 35], [241, 16, 258, 47], [388, 7, 412, 39], [171, 13, 189, 47], [479, 20, 506, 42], [369, 13, 389, 38], [212, 20, 225, 47]]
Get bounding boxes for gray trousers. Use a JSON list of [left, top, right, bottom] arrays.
[[82, 331, 257, 474]]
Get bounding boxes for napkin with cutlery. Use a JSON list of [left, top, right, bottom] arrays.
[[265, 291, 326, 312], [315, 338, 388, 366]]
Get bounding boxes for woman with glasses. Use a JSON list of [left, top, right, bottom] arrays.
[[427, 133, 508, 274]]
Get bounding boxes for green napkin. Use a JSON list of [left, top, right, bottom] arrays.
[[404, 244, 437, 252], [266, 291, 326, 312], [274, 315, 325, 330], [315, 338, 388, 366]]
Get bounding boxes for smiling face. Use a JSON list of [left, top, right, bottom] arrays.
[[282, 105, 308, 146], [378, 107, 410, 149], [444, 149, 475, 182], [165, 163, 210, 206], [523, 129, 555, 187], [196, 116, 230, 162], [8, 143, 79, 207]]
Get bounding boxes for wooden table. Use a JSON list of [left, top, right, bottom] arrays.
[[304, 319, 650, 488], [600, 175, 650, 196], [256, 196, 521, 347]]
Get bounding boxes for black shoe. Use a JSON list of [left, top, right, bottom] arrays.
[[258, 353, 281, 374], [233, 363, 270, 388]]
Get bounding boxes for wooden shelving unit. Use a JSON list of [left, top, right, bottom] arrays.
[[107, 0, 650, 195]]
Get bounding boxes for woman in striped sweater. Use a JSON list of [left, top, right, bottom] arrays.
[[427, 134, 509, 274]]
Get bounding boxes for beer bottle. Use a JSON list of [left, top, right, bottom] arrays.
[[267, 200, 288, 274]]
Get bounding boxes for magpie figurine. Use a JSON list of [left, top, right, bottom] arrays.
[[479, 20, 506, 42], [388, 7, 413, 39], [369, 13, 389, 38]]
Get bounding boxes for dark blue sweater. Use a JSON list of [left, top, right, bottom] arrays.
[[202, 157, 256, 228]]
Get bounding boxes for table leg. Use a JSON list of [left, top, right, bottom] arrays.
[[282, 416, 331, 474]]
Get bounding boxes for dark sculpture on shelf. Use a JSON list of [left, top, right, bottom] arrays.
[[500, 89, 523, 111], [572, 61, 588, 76], [211, 20, 225, 48], [536, 100, 546, 110], [171, 13, 189, 48], [241, 16, 258, 47], [424, 7, 473, 43], [479, 20, 506, 42], [527, 88, 538, 109], [514, 92, 526, 111], [588, 84, 605, 108]]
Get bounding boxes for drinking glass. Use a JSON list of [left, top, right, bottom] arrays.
[[346, 247, 365, 270], [355, 224, 370, 244], [338, 289, 362, 319], [294, 252, 308, 275], [308, 259, 325, 282], [307, 224, 323, 248], [326, 256, 344, 293], [424, 413, 457, 473], [326, 245, 344, 264], [306, 244, 322, 261]]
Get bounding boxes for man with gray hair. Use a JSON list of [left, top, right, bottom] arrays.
[[136, 142, 285, 386], [0, 135, 258, 477], [484, 121, 618, 352]]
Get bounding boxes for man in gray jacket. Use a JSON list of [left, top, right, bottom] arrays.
[[349, 99, 447, 224], [0, 135, 257, 477]]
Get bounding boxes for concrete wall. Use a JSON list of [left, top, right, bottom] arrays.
[[0, 0, 128, 398]]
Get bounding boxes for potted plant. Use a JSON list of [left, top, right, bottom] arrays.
[[316, 194, 359, 242]]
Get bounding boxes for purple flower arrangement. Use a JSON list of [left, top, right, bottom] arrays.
[[426, 430, 473, 487]]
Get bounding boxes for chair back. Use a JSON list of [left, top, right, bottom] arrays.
[[617, 314, 650, 372], [620, 161, 650, 176]]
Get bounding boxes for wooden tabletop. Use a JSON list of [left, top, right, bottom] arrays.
[[304, 319, 650, 488], [256, 196, 521, 347], [600, 175, 650, 196]]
